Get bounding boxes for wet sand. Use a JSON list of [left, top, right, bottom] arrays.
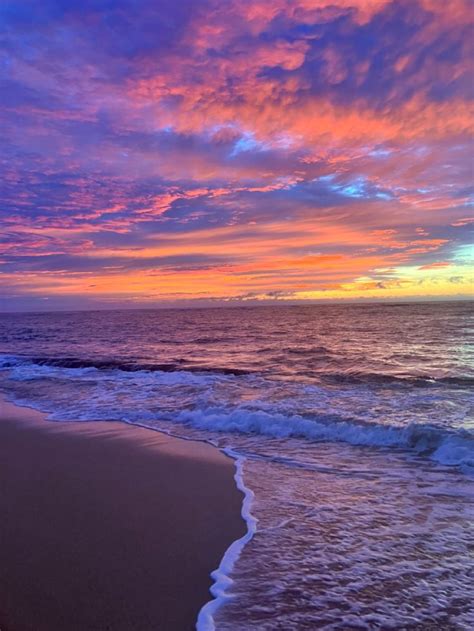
[[0, 396, 245, 631]]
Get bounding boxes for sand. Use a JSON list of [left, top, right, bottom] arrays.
[[0, 396, 245, 631]]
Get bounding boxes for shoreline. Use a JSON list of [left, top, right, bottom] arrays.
[[0, 396, 246, 631]]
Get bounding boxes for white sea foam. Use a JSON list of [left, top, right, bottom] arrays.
[[196, 451, 257, 631], [175, 406, 474, 470], [211, 448, 474, 630]]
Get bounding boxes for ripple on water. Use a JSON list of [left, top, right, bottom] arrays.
[[214, 443, 474, 630]]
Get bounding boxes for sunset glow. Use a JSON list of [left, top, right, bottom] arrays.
[[1, 0, 473, 309]]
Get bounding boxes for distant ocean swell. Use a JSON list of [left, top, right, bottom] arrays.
[[0, 353, 472, 471], [0, 355, 253, 376], [1, 353, 473, 386]]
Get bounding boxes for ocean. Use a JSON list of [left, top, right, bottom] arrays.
[[0, 302, 473, 629]]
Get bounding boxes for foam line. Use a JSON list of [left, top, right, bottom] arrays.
[[196, 449, 257, 631], [54, 409, 259, 630], [0, 391, 258, 631]]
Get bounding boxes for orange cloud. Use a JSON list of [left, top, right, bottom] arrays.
[[418, 261, 452, 270]]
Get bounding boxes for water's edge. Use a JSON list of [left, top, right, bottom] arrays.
[[197, 450, 257, 631], [0, 391, 258, 631]]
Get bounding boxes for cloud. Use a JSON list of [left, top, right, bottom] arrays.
[[418, 261, 452, 270], [0, 0, 472, 307]]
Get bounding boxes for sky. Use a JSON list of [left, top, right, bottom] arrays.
[[1, 0, 473, 311]]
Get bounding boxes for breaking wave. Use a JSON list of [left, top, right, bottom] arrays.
[[174, 406, 474, 469], [0, 353, 472, 471]]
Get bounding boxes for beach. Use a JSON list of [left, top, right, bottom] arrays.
[[0, 303, 472, 629], [0, 396, 245, 631]]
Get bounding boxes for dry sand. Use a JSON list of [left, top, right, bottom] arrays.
[[0, 396, 245, 630]]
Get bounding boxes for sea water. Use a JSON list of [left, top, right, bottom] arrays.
[[0, 302, 473, 629]]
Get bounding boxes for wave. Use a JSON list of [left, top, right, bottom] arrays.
[[0, 354, 252, 377], [286, 345, 333, 356], [2, 354, 472, 387], [1, 353, 472, 470], [174, 406, 474, 470], [322, 371, 474, 388]]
